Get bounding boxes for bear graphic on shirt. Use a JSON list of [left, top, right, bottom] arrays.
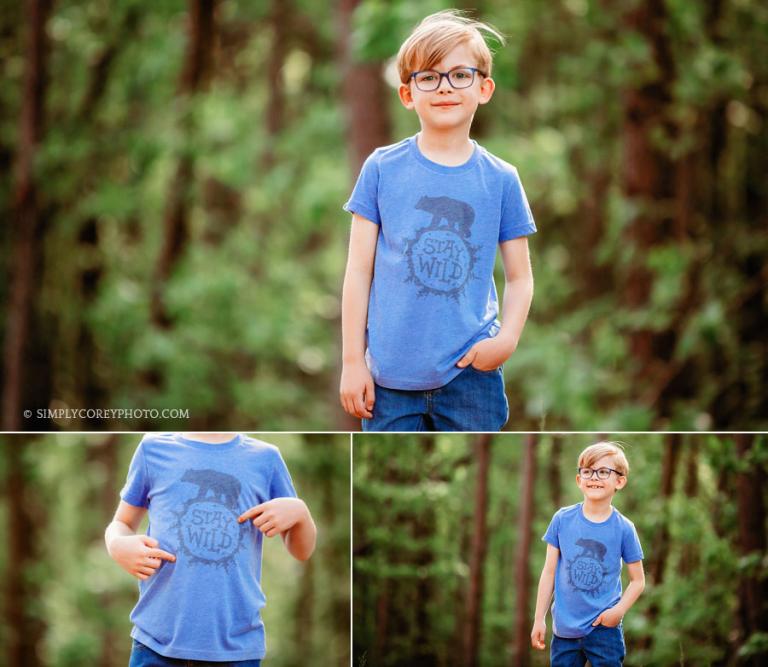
[[566, 537, 610, 597], [174, 469, 248, 569], [404, 195, 480, 300]]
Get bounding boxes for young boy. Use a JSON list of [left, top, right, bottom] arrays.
[[531, 442, 645, 665], [340, 10, 536, 432], [105, 433, 316, 666]]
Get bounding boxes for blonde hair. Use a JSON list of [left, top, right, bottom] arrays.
[[396, 10, 504, 84], [578, 441, 629, 476]]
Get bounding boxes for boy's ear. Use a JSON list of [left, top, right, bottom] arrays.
[[615, 475, 627, 491], [398, 83, 415, 109], [478, 76, 495, 105]]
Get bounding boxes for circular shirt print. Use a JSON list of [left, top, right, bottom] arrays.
[[410, 228, 472, 292], [179, 500, 242, 562]]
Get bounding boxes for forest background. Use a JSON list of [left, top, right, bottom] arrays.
[[1, 0, 767, 431], [0, 433, 351, 667], [353, 433, 768, 667]]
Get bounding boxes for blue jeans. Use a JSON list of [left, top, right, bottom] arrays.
[[362, 365, 509, 431], [129, 641, 261, 667], [551, 625, 626, 667]]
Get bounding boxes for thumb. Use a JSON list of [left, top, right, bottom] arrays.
[[142, 535, 158, 548], [365, 379, 375, 409], [592, 613, 603, 626], [456, 346, 477, 368]]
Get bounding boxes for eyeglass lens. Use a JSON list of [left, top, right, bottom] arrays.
[[579, 467, 611, 480], [414, 68, 476, 91]]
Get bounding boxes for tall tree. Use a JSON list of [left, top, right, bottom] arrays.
[[620, 0, 676, 413], [5, 440, 44, 667], [512, 433, 537, 667], [1, 0, 53, 430], [734, 434, 768, 665], [463, 433, 492, 667], [150, 0, 218, 326], [336, 0, 392, 174]]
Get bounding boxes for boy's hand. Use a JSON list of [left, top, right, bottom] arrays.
[[340, 360, 375, 419], [238, 498, 309, 538], [593, 607, 623, 627], [530, 620, 547, 650], [456, 336, 514, 372], [107, 534, 176, 581]]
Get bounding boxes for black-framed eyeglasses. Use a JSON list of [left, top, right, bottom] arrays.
[[409, 66, 486, 92], [578, 467, 623, 480]]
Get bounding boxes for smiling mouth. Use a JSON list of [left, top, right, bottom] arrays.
[[433, 102, 460, 107]]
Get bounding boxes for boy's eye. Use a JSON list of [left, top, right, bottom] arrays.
[[453, 71, 470, 79], [419, 73, 437, 82]]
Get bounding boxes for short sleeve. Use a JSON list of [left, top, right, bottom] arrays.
[[120, 441, 150, 508], [621, 519, 644, 563], [269, 447, 297, 500], [499, 168, 537, 242], [542, 510, 561, 548], [342, 152, 381, 225]]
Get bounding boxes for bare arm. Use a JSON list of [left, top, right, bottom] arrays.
[[105, 501, 176, 579], [531, 544, 559, 650], [593, 560, 646, 627], [238, 497, 317, 562], [340, 214, 379, 418], [458, 237, 534, 370]]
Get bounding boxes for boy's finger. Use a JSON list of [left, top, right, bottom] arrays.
[[252, 513, 270, 528], [148, 549, 176, 562], [142, 536, 159, 548], [259, 520, 276, 534], [592, 614, 603, 626], [238, 504, 266, 523], [354, 394, 371, 419], [365, 381, 375, 410]]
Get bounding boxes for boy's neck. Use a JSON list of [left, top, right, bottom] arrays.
[[416, 129, 474, 166], [582, 497, 614, 522], [181, 432, 238, 445]]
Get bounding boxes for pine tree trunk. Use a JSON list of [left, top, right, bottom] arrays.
[[463, 433, 493, 667], [512, 433, 537, 667], [734, 434, 768, 665], [620, 0, 676, 413], [5, 440, 44, 667], [2, 0, 53, 431], [150, 0, 217, 327]]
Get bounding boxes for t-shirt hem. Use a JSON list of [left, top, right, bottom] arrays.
[[132, 627, 266, 661], [374, 366, 464, 391], [553, 625, 596, 640]]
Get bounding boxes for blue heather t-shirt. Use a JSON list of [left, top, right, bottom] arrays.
[[543, 503, 643, 639], [343, 135, 536, 390], [120, 433, 297, 661]]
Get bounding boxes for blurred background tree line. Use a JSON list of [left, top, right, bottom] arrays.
[[1, 0, 766, 431], [0, 433, 350, 667], [353, 433, 768, 666]]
